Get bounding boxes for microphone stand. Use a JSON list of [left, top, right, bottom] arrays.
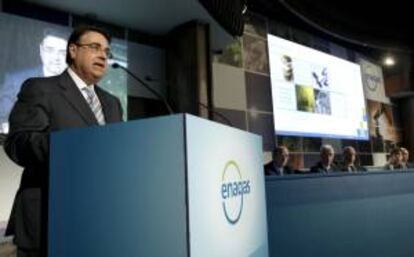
[[112, 63, 174, 114]]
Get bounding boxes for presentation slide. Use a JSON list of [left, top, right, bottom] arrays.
[[267, 34, 368, 140]]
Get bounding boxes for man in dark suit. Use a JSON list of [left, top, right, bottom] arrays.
[[4, 25, 123, 257], [310, 144, 339, 173], [384, 147, 405, 170], [400, 147, 413, 169], [264, 146, 295, 176], [340, 146, 367, 172]]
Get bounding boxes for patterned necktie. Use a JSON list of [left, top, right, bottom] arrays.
[[83, 86, 105, 125]]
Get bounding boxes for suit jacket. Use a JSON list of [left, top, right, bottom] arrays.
[[3, 70, 122, 250], [383, 163, 405, 170], [264, 162, 295, 176], [0, 66, 43, 127], [310, 161, 340, 173], [339, 164, 367, 172]]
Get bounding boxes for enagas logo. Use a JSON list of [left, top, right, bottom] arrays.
[[221, 160, 251, 225], [364, 70, 381, 92]]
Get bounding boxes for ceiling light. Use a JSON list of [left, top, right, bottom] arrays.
[[383, 56, 395, 66]]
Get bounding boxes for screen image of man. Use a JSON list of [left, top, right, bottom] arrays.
[[0, 28, 68, 134], [39, 28, 68, 77], [3, 25, 123, 257]]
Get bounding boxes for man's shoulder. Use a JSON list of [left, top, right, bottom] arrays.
[[264, 161, 273, 169], [310, 162, 326, 173], [331, 162, 341, 171], [264, 162, 276, 176], [24, 74, 60, 84], [20, 74, 61, 92]]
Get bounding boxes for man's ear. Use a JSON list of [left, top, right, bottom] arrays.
[[68, 44, 77, 60]]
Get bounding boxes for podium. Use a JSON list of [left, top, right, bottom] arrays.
[[49, 114, 268, 257]]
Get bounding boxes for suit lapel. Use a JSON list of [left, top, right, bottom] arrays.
[[95, 87, 111, 122], [58, 71, 98, 125], [95, 86, 119, 123]]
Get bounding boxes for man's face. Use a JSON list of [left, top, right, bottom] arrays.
[[321, 148, 334, 166], [40, 35, 67, 76], [391, 151, 403, 165], [69, 31, 110, 84], [401, 149, 409, 162], [281, 56, 293, 81], [275, 148, 289, 167], [344, 148, 356, 164]]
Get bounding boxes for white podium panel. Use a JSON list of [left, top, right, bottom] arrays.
[[186, 115, 269, 257]]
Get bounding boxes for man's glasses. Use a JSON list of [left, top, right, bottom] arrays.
[[75, 42, 113, 59]]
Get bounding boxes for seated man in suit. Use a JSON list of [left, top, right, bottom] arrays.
[[4, 25, 123, 257], [340, 146, 367, 172], [384, 148, 405, 170], [400, 147, 413, 169], [310, 144, 339, 173], [264, 146, 295, 176]]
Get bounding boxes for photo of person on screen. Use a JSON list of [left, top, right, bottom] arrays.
[[314, 89, 331, 115], [281, 55, 294, 82], [39, 28, 68, 77], [0, 27, 68, 134]]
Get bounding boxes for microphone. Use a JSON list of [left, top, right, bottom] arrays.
[[112, 63, 174, 114]]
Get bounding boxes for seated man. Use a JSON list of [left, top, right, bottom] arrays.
[[384, 148, 405, 170], [340, 146, 367, 172], [310, 144, 339, 173], [264, 146, 295, 176], [400, 147, 413, 169]]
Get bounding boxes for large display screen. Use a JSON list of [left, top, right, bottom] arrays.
[[268, 34, 368, 140]]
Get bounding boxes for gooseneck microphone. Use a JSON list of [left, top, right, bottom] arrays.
[[111, 63, 174, 114]]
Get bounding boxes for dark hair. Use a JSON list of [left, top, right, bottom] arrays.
[[66, 25, 112, 65], [273, 146, 288, 157], [343, 146, 355, 154]]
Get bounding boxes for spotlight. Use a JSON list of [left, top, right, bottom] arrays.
[[383, 56, 395, 66]]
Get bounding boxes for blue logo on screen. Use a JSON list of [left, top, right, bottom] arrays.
[[221, 160, 251, 225]]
